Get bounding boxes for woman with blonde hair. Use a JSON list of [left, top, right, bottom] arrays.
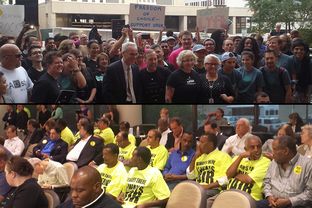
[[166, 50, 202, 103]]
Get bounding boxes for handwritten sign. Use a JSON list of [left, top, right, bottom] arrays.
[[129, 4, 165, 31], [0, 5, 24, 36], [197, 7, 229, 32]]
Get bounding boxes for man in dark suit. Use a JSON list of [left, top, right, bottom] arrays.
[[103, 42, 142, 103], [139, 50, 171, 103], [66, 118, 103, 168], [165, 117, 184, 152], [33, 127, 68, 164]]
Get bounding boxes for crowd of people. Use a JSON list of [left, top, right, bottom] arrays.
[[0, 23, 311, 103], [0, 106, 311, 208]]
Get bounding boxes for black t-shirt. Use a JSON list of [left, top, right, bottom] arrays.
[[76, 68, 97, 101], [91, 69, 106, 103], [31, 72, 61, 103], [139, 67, 171, 103], [4, 178, 48, 208], [194, 65, 206, 74], [38, 110, 51, 127], [199, 74, 234, 103], [166, 69, 202, 103], [27, 67, 45, 85], [83, 57, 97, 72]]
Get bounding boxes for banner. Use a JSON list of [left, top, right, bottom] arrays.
[[0, 5, 24, 36], [197, 7, 229, 32], [129, 4, 165, 31]]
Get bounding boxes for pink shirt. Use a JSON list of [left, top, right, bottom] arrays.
[[168, 47, 184, 70]]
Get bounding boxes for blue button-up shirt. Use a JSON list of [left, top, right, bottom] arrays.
[[163, 148, 195, 175]]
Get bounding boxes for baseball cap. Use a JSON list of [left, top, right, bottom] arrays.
[[192, 44, 206, 52], [166, 36, 176, 41], [221, 52, 236, 62]]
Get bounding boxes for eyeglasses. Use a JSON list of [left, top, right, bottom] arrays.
[[31, 51, 42, 55], [5, 53, 22, 58], [205, 63, 219, 66], [182, 59, 194, 63]]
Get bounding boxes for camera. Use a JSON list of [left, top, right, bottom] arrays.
[[141, 33, 150, 39]]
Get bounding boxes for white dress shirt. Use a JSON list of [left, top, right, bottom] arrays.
[[122, 59, 136, 103], [66, 135, 91, 162], [159, 128, 172, 146], [4, 136, 25, 156], [221, 132, 253, 156]]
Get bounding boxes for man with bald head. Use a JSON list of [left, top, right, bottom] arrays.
[[58, 166, 122, 208], [0, 44, 33, 102], [222, 118, 253, 157], [226, 135, 271, 201]]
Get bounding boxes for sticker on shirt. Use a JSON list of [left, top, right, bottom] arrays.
[[90, 141, 96, 147], [42, 139, 48, 144], [294, 165, 302, 174], [186, 77, 196, 85], [181, 155, 188, 162]]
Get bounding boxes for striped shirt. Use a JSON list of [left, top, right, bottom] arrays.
[[263, 153, 312, 207]]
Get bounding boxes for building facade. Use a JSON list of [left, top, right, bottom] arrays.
[[37, 0, 252, 35]]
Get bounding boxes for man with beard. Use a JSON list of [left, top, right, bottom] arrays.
[[139, 50, 171, 103]]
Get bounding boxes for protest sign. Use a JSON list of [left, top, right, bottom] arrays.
[[0, 5, 24, 36], [129, 4, 165, 31], [197, 7, 229, 32]]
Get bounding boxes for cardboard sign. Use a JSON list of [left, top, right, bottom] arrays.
[[129, 4, 165, 31], [0, 5, 24, 36], [197, 7, 229, 32]]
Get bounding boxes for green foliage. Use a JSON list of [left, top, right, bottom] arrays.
[[247, 0, 312, 34]]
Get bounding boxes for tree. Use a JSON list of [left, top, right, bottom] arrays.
[[247, 0, 312, 33]]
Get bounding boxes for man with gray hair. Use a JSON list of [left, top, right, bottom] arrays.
[[222, 118, 253, 156], [103, 42, 142, 103], [256, 135, 312, 208]]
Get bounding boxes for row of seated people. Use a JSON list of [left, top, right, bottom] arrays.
[[1, 115, 312, 207]]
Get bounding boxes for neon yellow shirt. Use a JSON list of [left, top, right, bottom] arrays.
[[94, 127, 115, 145], [119, 144, 136, 172], [61, 127, 76, 146], [97, 161, 128, 197], [74, 131, 80, 142], [194, 149, 232, 185], [227, 155, 271, 200], [119, 144, 136, 161], [114, 134, 137, 147], [147, 145, 169, 171], [122, 166, 170, 208]]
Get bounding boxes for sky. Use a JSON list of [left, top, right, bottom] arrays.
[[226, 0, 247, 7]]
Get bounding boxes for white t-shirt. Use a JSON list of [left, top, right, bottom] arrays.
[[0, 66, 33, 103]]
